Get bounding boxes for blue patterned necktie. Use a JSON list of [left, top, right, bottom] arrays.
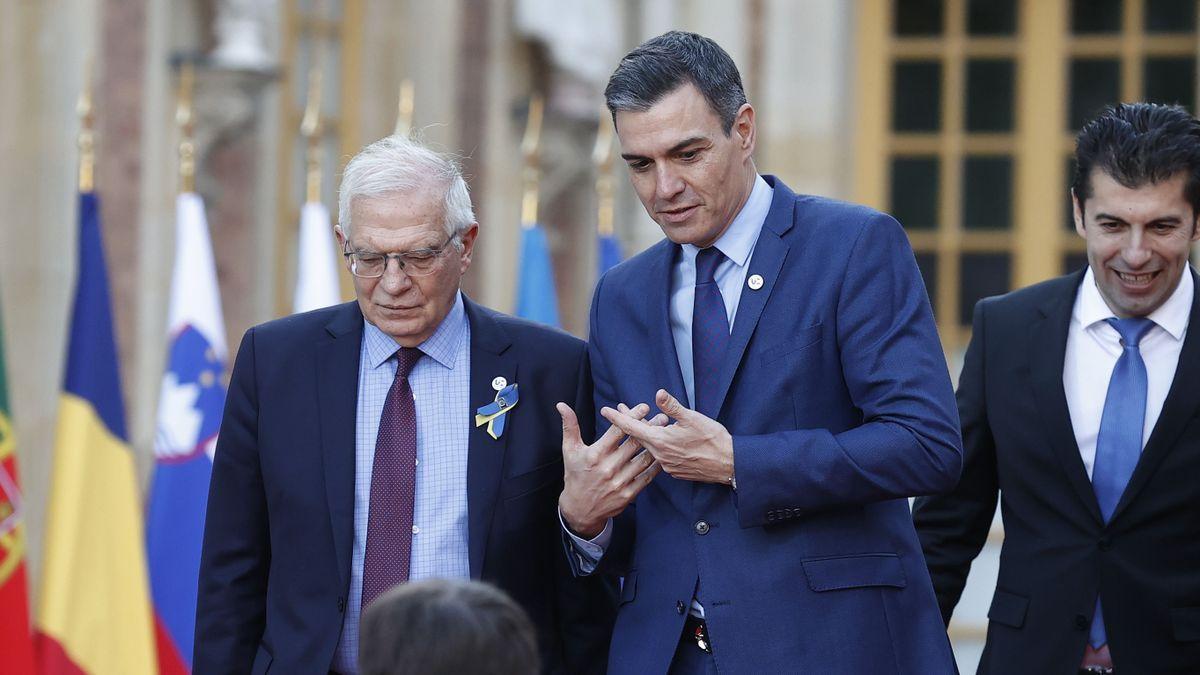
[[692, 247, 730, 418], [362, 346, 423, 610], [1088, 316, 1155, 649]]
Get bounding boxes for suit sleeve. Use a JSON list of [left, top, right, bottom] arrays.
[[194, 328, 269, 672], [552, 345, 619, 674], [731, 213, 964, 526], [912, 298, 1000, 625]]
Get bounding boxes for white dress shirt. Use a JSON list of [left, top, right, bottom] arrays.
[[1063, 267, 1192, 479]]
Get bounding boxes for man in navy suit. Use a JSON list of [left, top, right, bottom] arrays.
[[195, 135, 616, 674], [914, 104, 1200, 673], [556, 31, 963, 673]]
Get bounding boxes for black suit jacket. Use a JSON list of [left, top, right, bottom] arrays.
[[195, 298, 617, 674], [913, 268, 1200, 673]]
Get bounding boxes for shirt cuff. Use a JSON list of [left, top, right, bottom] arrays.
[[558, 508, 612, 571]]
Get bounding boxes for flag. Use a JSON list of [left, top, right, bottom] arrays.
[[293, 200, 341, 313], [145, 192, 228, 674], [597, 232, 622, 277], [36, 191, 157, 674], [0, 296, 36, 674], [515, 224, 560, 326]]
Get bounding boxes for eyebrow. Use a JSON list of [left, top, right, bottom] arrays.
[[1093, 212, 1183, 224], [620, 136, 708, 162]]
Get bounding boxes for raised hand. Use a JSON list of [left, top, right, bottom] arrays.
[[558, 401, 665, 539], [601, 389, 735, 485]]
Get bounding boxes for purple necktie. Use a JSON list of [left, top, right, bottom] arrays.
[[693, 247, 730, 418], [361, 346, 422, 610]]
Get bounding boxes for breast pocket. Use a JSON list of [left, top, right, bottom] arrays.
[[759, 323, 823, 366]]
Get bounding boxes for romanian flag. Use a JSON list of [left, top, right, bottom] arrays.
[[35, 192, 157, 673], [145, 192, 226, 674], [515, 224, 560, 327], [0, 296, 36, 673]]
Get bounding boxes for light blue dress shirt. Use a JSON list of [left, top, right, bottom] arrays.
[[565, 175, 774, 574], [333, 293, 472, 674]]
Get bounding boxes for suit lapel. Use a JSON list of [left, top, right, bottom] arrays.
[[1111, 268, 1200, 522], [317, 302, 366, 590], [463, 299, 515, 579], [708, 176, 796, 421], [1029, 272, 1103, 525]]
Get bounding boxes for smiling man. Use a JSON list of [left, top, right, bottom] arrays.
[[195, 135, 617, 674], [556, 31, 962, 673], [914, 102, 1200, 674]]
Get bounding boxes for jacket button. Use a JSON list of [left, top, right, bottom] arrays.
[[1099, 536, 1112, 551], [1075, 614, 1089, 630], [694, 520, 710, 535], [676, 600, 686, 614]]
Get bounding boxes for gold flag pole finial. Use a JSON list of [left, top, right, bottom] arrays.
[[394, 79, 415, 137], [176, 61, 196, 194], [520, 94, 544, 228], [592, 108, 615, 237], [77, 59, 96, 193], [301, 65, 323, 204]]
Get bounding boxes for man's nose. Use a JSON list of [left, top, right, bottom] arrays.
[[1122, 229, 1152, 268], [655, 164, 686, 201], [379, 256, 413, 293]]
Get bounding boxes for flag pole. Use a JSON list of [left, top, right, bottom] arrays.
[[394, 78, 414, 137], [301, 64, 323, 204], [77, 59, 95, 193], [520, 94, 543, 229], [591, 106, 615, 238], [176, 61, 196, 194]]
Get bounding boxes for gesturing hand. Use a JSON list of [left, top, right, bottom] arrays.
[[558, 401, 666, 539], [601, 389, 735, 486]]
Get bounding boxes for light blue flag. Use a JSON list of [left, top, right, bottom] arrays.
[[515, 224, 560, 327]]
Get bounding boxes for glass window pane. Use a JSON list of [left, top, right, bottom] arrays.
[[893, 61, 943, 132], [891, 157, 940, 230], [914, 252, 939, 312], [1070, 59, 1121, 130], [1145, 0, 1195, 33], [1072, 0, 1123, 33], [1063, 251, 1090, 274], [1144, 57, 1196, 112], [960, 253, 1011, 325], [966, 59, 1015, 132], [968, 0, 1017, 35], [895, 0, 944, 36], [963, 156, 1013, 230]]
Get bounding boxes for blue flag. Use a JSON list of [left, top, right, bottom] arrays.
[[515, 224, 560, 327], [598, 233, 622, 277]]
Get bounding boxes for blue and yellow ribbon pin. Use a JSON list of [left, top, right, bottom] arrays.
[[475, 383, 519, 440]]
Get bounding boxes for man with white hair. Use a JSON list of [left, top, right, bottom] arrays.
[[195, 135, 618, 674]]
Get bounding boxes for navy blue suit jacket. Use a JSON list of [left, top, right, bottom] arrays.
[[586, 177, 962, 673], [195, 298, 617, 674]]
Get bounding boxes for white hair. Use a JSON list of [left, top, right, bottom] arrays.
[[337, 134, 475, 244]]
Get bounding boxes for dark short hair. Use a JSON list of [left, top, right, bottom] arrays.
[[1072, 102, 1200, 213], [359, 579, 539, 675], [605, 30, 748, 134]]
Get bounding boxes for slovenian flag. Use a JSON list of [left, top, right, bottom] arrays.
[[145, 192, 228, 673], [515, 224, 560, 327], [294, 200, 341, 313], [36, 191, 157, 673]]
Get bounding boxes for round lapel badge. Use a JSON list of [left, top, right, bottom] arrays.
[[491, 376, 507, 391], [747, 274, 764, 290]]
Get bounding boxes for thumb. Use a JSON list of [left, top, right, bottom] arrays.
[[556, 402, 582, 448], [656, 389, 690, 422]]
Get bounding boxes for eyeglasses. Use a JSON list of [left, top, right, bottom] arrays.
[[343, 233, 458, 278]]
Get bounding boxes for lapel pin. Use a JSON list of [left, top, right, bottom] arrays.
[[491, 376, 507, 391], [476, 383, 519, 440], [747, 274, 764, 290]]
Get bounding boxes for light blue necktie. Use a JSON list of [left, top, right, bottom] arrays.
[[1089, 317, 1155, 649]]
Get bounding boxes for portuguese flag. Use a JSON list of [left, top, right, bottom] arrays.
[[0, 296, 36, 673]]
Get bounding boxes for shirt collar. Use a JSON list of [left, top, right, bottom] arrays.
[[363, 291, 467, 369], [680, 174, 774, 267], [1075, 265, 1194, 341]]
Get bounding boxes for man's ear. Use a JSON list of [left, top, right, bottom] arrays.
[[457, 223, 480, 274], [733, 103, 756, 156], [1071, 189, 1086, 238]]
